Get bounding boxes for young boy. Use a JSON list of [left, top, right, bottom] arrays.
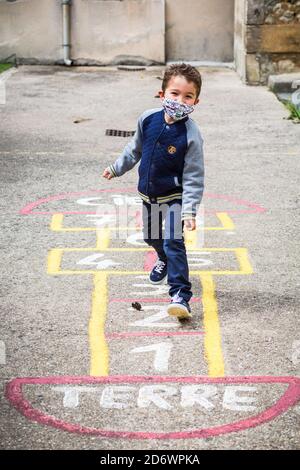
[[103, 63, 204, 319]]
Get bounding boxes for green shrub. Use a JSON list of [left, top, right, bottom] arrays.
[[284, 100, 300, 122], [0, 63, 13, 74]]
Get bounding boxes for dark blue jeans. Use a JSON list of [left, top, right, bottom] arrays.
[[142, 200, 192, 302]]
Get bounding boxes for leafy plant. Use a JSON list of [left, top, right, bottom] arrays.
[[0, 63, 12, 74], [284, 100, 300, 123]]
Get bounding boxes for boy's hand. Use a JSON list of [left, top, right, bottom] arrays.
[[102, 168, 113, 180], [184, 219, 196, 231]]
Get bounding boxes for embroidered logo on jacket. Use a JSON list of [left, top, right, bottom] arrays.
[[167, 145, 177, 155]]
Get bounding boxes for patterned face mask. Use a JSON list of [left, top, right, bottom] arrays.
[[162, 98, 194, 121]]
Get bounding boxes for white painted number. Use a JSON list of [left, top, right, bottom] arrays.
[[188, 251, 214, 267], [77, 253, 121, 269], [129, 305, 176, 328], [131, 277, 169, 296], [130, 342, 173, 372], [76, 197, 103, 206]]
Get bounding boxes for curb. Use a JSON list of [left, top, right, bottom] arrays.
[[268, 73, 300, 94]]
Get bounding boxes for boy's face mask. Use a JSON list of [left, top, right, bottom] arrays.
[[162, 98, 195, 121]]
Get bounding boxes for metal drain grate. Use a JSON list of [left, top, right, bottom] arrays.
[[117, 66, 146, 71], [105, 129, 135, 137]]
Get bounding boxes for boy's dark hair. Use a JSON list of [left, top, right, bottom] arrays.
[[162, 63, 202, 98]]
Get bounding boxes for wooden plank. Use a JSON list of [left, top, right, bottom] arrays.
[[247, 26, 262, 52], [247, 25, 300, 53]]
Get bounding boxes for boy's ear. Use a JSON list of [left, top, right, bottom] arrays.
[[158, 90, 164, 99], [194, 98, 200, 105]]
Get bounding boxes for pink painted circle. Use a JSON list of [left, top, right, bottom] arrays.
[[6, 375, 300, 439], [19, 188, 267, 216]]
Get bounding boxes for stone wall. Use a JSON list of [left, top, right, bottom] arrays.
[[265, 1, 300, 24], [235, 0, 300, 84]]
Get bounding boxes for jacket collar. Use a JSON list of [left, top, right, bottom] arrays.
[[160, 108, 189, 125]]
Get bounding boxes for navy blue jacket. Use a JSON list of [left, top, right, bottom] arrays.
[[109, 108, 204, 218]]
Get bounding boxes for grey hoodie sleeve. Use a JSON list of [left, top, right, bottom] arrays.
[[108, 114, 143, 177], [108, 108, 160, 177], [181, 120, 205, 219]]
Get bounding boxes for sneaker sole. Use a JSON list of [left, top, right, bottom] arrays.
[[149, 275, 168, 285], [167, 304, 192, 319]]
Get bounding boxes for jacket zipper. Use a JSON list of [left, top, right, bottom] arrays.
[[146, 122, 167, 197]]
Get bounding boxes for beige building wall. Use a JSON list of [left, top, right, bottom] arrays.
[[71, 0, 165, 65], [166, 0, 235, 62], [0, 0, 235, 65], [0, 0, 62, 63], [0, 0, 165, 65]]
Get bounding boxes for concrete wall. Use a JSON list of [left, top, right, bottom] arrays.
[[0, 0, 62, 63], [166, 0, 235, 62], [72, 0, 165, 65], [0, 0, 165, 65], [0, 0, 235, 65]]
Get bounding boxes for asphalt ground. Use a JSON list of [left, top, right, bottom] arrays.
[[0, 65, 299, 451]]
